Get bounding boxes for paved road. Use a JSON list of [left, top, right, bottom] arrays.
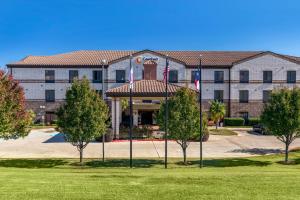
[[0, 128, 299, 158]]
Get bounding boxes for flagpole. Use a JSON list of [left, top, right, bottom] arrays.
[[101, 59, 106, 162], [164, 56, 168, 169], [199, 55, 203, 168], [129, 55, 133, 168]]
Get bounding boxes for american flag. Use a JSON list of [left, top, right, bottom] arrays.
[[129, 64, 134, 89], [163, 60, 170, 83], [194, 71, 200, 90]]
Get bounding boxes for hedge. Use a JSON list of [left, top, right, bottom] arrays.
[[247, 118, 261, 126], [224, 118, 245, 126]]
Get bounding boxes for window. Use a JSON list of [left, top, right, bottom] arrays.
[[93, 70, 102, 83], [287, 71, 296, 83], [239, 90, 249, 103], [263, 71, 272, 83], [169, 70, 178, 83], [191, 71, 199, 83], [214, 90, 224, 102], [45, 70, 55, 83], [214, 71, 224, 83], [45, 90, 55, 102], [69, 70, 78, 83], [263, 90, 271, 103], [240, 70, 249, 83], [116, 70, 126, 83]]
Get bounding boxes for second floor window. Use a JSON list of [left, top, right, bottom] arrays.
[[116, 70, 125, 83], [169, 70, 178, 83], [214, 90, 224, 102], [214, 71, 224, 83], [45, 90, 55, 102], [239, 90, 249, 103], [69, 70, 78, 83], [93, 70, 102, 83], [240, 70, 249, 83], [263, 71, 272, 83], [287, 71, 296, 83], [45, 70, 55, 83], [263, 90, 271, 103]]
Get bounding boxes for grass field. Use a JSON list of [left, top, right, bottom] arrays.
[[0, 152, 300, 200]]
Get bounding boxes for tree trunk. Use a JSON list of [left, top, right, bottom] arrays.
[[285, 142, 289, 164], [216, 120, 219, 130], [182, 147, 187, 165], [79, 148, 83, 165]]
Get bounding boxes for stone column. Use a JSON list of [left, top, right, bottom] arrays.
[[115, 98, 120, 139], [133, 110, 139, 126], [111, 98, 116, 138]]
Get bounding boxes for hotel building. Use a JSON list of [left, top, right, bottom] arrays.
[[7, 50, 300, 137]]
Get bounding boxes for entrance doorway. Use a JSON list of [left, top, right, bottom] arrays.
[[139, 111, 153, 125], [143, 61, 157, 80]]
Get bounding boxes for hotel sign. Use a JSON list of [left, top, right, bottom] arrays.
[[135, 56, 159, 64]]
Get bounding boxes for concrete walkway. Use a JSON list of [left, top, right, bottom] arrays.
[[0, 128, 299, 158]]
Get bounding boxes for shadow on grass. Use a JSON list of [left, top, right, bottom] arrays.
[[183, 158, 271, 167], [230, 148, 282, 155], [0, 159, 68, 168], [85, 159, 164, 168]]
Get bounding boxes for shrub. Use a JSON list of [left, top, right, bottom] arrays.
[[224, 117, 245, 126], [247, 117, 260, 126]]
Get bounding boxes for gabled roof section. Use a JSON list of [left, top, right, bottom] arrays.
[[7, 49, 265, 68], [106, 80, 196, 97], [108, 49, 186, 65], [233, 51, 300, 65]]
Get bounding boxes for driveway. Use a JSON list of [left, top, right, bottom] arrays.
[[0, 128, 299, 158]]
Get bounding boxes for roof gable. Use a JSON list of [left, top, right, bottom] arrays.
[[233, 51, 300, 65]]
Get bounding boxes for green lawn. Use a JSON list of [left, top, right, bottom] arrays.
[[1, 152, 300, 199], [209, 128, 238, 136]]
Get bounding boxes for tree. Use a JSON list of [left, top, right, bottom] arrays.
[[57, 77, 109, 164], [0, 71, 32, 140], [261, 88, 300, 163], [209, 100, 226, 129], [157, 88, 208, 165]]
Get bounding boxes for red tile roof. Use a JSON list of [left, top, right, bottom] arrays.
[[106, 80, 195, 97], [7, 49, 300, 67], [7, 50, 264, 67]]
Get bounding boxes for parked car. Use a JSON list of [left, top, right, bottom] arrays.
[[252, 124, 270, 135]]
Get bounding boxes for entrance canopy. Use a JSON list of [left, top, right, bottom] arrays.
[[106, 80, 190, 97], [106, 80, 197, 139]]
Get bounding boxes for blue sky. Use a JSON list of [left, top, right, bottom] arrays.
[[1, 0, 300, 68]]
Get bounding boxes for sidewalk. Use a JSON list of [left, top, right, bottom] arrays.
[[0, 128, 299, 158]]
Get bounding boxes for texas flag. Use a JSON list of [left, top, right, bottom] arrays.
[[194, 71, 200, 90]]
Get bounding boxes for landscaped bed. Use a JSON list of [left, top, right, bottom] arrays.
[[209, 128, 238, 136], [0, 152, 300, 199]]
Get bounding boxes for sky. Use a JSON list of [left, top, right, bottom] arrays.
[[1, 0, 300, 68]]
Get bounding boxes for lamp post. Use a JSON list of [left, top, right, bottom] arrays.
[[101, 59, 107, 162]]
